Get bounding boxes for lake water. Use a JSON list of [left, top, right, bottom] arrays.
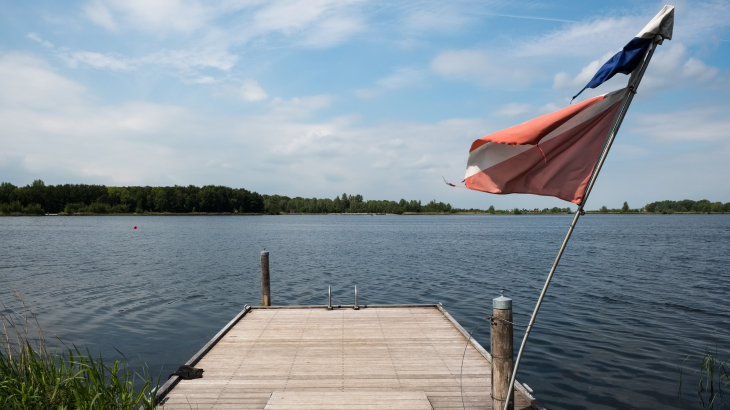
[[1, 215, 728, 410]]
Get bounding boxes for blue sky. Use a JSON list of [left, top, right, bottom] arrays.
[[0, 0, 728, 210]]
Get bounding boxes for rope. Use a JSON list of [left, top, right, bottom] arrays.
[[459, 314, 530, 409], [489, 314, 529, 327], [460, 315, 490, 410]]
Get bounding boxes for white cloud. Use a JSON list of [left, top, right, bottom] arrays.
[[190, 76, 216, 84], [407, 154, 443, 170], [240, 79, 268, 102], [267, 95, 334, 119], [493, 103, 532, 117], [83, 0, 117, 31], [516, 16, 640, 59], [516, 2, 730, 60], [632, 106, 730, 142], [610, 143, 652, 159], [669, 0, 730, 45], [58, 45, 237, 78], [640, 44, 721, 92], [0, 53, 86, 110], [253, 0, 362, 33], [62, 51, 133, 70], [85, 0, 208, 33], [140, 47, 237, 72], [271, 127, 340, 156], [81, 0, 369, 52], [354, 88, 380, 99], [27, 33, 53, 48], [298, 15, 364, 48], [376, 67, 426, 89], [356, 67, 428, 99], [82, 0, 367, 46], [431, 49, 533, 86], [401, 4, 475, 34]]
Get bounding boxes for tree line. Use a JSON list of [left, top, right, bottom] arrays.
[[0, 181, 455, 216], [1, 180, 727, 216], [262, 194, 452, 215], [591, 200, 730, 213], [644, 199, 729, 214], [0, 180, 264, 215]]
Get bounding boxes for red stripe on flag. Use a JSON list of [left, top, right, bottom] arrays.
[[470, 95, 605, 152]]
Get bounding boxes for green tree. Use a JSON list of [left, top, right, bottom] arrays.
[[622, 201, 629, 212], [0, 201, 22, 214], [488, 205, 495, 214], [0, 182, 17, 203], [333, 196, 342, 212], [599, 206, 608, 213]]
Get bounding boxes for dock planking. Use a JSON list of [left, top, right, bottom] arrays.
[[158, 305, 544, 410]]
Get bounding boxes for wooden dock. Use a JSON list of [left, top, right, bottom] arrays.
[[156, 305, 545, 410]]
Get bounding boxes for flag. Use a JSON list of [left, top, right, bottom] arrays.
[[572, 5, 674, 101], [464, 88, 628, 204]]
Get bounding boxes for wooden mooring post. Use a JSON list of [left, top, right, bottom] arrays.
[[260, 250, 271, 306], [491, 291, 514, 410]]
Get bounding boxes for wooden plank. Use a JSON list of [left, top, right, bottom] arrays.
[[250, 304, 440, 310], [264, 391, 432, 410]]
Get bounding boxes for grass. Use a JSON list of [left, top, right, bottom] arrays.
[[0, 290, 159, 409], [679, 335, 730, 410]]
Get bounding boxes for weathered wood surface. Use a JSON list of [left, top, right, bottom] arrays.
[[260, 251, 270, 306], [162, 307, 538, 410], [264, 391, 432, 409], [491, 308, 514, 410]]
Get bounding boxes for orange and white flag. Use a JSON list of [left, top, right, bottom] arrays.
[[464, 88, 628, 204]]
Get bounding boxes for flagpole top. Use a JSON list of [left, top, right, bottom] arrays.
[[493, 290, 512, 310]]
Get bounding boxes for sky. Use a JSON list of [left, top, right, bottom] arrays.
[[0, 0, 728, 210]]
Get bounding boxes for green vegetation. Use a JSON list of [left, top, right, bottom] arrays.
[[456, 206, 573, 214], [678, 338, 730, 409], [2, 180, 726, 216], [590, 199, 729, 214], [0, 180, 264, 215], [0, 294, 158, 409], [263, 193, 451, 214], [645, 199, 730, 214]]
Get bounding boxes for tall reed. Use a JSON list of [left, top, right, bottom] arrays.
[[0, 290, 159, 409], [679, 335, 730, 410]]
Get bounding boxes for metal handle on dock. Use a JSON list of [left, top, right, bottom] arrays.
[[327, 286, 332, 310], [354, 286, 359, 310]]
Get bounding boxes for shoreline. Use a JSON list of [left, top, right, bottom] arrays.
[[1, 212, 727, 217]]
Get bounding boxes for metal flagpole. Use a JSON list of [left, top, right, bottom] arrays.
[[502, 37, 661, 410]]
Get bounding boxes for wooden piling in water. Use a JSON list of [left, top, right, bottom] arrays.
[[492, 291, 514, 410], [260, 250, 270, 306]]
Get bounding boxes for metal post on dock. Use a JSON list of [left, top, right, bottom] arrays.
[[354, 286, 359, 310], [492, 291, 513, 410], [328, 286, 332, 310], [260, 250, 271, 306]]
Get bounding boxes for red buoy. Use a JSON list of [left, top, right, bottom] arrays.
[[133, 226, 137, 229]]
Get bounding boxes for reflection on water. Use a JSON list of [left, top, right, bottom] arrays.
[[1, 215, 728, 409]]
